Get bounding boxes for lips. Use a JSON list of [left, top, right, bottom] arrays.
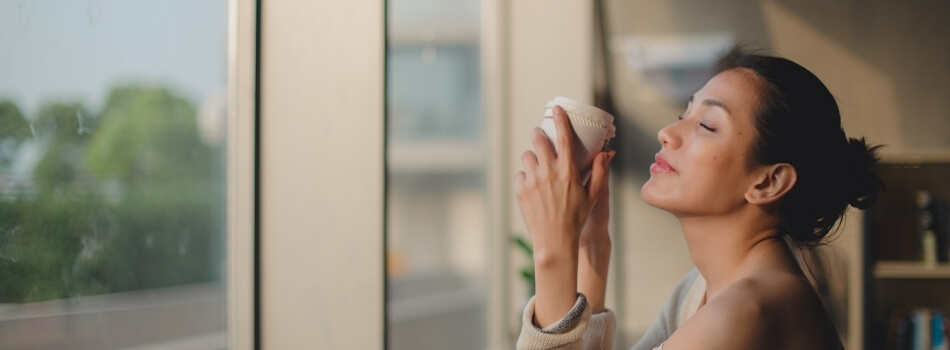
[[650, 154, 676, 174]]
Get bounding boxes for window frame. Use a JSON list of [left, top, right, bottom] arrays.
[[226, 0, 258, 349], [256, 1, 385, 349]]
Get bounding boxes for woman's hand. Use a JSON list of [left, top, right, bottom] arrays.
[[579, 160, 613, 247], [578, 156, 614, 314], [515, 105, 611, 327]]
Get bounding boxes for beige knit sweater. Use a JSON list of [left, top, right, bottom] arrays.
[[516, 269, 705, 350]]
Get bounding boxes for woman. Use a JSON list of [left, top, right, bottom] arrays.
[[514, 50, 883, 349]]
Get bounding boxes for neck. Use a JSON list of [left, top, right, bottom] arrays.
[[678, 207, 787, 298]]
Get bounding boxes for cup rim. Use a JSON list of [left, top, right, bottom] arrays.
[[544, 96, 616, 138]]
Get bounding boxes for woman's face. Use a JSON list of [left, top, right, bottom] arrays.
[[640, 69, 763, 217]]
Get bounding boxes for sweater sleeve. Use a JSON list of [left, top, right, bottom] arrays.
[[516, 293, 617, 350]]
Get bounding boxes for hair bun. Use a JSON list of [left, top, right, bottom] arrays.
[[844, 137, 885, 209]]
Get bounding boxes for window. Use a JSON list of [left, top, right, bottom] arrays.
[[386, 0, 488, 349], [0, 1, 230, 348]]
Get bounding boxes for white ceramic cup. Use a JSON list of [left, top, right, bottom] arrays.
[[540, 97, 617, 184]]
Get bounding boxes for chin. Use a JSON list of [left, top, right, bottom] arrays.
[[640, 179, 666, 209], [640, 178, 687, 215]]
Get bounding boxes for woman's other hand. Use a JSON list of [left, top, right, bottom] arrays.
[[515, 105, 611, 327], [579, 149, 614, 314], [580, 151, 614, 247]]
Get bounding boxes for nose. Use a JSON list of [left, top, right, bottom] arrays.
[[657, 122, 677, 148]]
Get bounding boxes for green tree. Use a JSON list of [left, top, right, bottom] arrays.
[[0, 101, 96, 302], [85, 86, 214, 185], [0, 100, 31, 170], [30, 102, 93, 194], [77, 86, 223, 295], [0, 86, 224, 302]]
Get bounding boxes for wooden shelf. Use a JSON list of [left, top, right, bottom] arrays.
[[874, 261, 950, 279], [878, 148, 950, 164]]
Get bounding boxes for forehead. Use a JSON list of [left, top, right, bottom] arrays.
[[694, 68, 760, 119]]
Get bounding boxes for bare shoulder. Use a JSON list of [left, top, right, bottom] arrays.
[[662, 272, 842, 350]]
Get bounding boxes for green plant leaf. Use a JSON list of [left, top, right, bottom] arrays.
[[511, 235, 533, 256], [519, 267, 535, 281]]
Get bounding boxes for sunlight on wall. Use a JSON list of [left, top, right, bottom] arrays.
[[760, 0, 903, 148]]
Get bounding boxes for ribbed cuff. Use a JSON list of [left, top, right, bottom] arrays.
[[516, 294, 593, 350], [583, 308, 617, 349], [534, 293, 587, 334]]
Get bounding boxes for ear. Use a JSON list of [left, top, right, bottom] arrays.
[[745, 163, 797, 205]]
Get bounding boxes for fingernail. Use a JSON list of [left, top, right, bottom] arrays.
[[554, 105, 563, 114]]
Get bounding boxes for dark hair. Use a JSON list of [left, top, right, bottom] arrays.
[[717, 48, 885, 245]]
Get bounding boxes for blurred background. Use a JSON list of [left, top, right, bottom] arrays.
[[1, 0, 949, 349]]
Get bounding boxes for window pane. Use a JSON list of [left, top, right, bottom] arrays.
[[0, 1, 229, 348], [386, 1, 486, 349]]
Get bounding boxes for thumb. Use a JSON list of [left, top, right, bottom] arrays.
[[587, 151, 614, 203]]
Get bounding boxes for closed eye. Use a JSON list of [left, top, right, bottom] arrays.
[[679, 114, 717, 132]]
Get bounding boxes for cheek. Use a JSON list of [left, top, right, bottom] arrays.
[[695, 151, 747, 192], [695, 149, 725, 174]]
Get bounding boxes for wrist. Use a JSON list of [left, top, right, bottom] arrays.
[[578, 235, 610, 314], [533, 243, 578, 270], [579, 236, 610, 275], [532, 231, 579, 268], [532, 250, 579, 328], [579, 230, 610, 249]]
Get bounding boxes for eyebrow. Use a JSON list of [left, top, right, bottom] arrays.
[[689, 95, 730, 114]]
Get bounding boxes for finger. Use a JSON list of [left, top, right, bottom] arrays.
[[587, 151, 615, 204], [601, 151, 615, 196], [521, 150, 540, 176], [530, 127, 555, 167], [584, 150, 612, 189], [553, 105, 576, 166], [515, 170, 527, 189], [515, 170, 528, 201]]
